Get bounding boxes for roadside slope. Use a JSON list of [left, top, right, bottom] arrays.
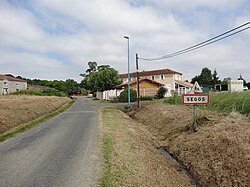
[[0, 95, 71, 134], [101, 108, 195, 187], [133, 103, 250, 187]]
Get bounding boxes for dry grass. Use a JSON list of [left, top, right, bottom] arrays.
[[101, 108, 195, 187], [0, 95, 71, 134], [134, 103, 250, 187]]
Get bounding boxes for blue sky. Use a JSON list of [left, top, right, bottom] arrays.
[[0, 0, 250, 82]]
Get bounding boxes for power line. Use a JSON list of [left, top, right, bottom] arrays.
[[139, 21, 250, 61]]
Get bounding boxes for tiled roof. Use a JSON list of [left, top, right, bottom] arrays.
[[175, 80, 193, 88], [119, 68, 182, 78], [0, 74, 27, 82], [114, 77, 164, 89]]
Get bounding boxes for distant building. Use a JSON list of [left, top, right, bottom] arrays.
[[228, 80, 244, 92], [0, 74, 27, 95]]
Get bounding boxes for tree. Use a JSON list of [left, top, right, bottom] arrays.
[[156, 87, 167, 98], [238, 74, 247, 86], [212, 69, 220, 89], [89, 68, 122, 92], [191, 67, 213, 87], [200, 67, 212, 86]]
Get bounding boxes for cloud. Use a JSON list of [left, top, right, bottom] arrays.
[[0, 0, 250, 83]]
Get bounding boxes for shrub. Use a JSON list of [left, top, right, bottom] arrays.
[[140, 96, 154, 101], [156, 87, 167, 99], [164, 96, 182, 105], [119, 89, 137, 103]]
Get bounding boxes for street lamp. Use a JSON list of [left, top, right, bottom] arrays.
[[124, 36, 130, 108]]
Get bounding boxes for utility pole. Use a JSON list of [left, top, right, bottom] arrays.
[[136, 53, 140, 108]]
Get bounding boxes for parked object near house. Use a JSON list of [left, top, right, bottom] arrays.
[[0, 74, 27, 95], [228, 80, 244, 92]]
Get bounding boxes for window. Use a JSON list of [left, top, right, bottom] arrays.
[[160, 75, 165, 80], [152, 75, 155, 80]]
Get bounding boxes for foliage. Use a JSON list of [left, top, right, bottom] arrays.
[[119, 89, 137, 103], [212, 69, 221, 89], [208, 92, 250, 115], [156, 87, 167, 99], [164, 96, 182, 105], [13, 89, 67, 97], [140, 96, 154, 101], [164, 92, 250, 116], [191, 67, 213, 87], [80, 62, 121, 92]]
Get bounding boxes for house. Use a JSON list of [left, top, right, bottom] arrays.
[[0, 74, 27, 95], [119, 68, 192, 96], [114, 77, 164, 96]]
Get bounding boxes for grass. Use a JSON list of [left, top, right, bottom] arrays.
[[164, 91, 250, 115], [101, 134, 116, 187], [13, 89, 67, 97], [0, 98, 76, 142]]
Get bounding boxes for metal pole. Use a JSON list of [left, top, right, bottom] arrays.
[[136, 53, 140, 108], [124, 36, 130, 108]]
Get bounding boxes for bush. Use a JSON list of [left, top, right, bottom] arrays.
[[12, 89, 67, 97], [164, 96, 182, 105], [140, 96, 154, 101], [110, 97, 119, 103], [119, 89, 137, 103], [156, 87, 167, 99]]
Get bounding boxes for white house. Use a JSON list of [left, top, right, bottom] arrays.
[[0, 74, 27, 95]]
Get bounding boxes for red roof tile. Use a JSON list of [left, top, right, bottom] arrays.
[[119, 68, 182, 78], [0, 74, 27, 82], [175, 80, 193, 87]]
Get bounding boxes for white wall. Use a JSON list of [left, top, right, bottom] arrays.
[[0, 80, 27, 95], [228, 80, 243, 92]]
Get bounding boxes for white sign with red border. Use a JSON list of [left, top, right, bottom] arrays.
[[182, 94, 210, 105]]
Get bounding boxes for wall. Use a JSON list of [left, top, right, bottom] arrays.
[[228, 80, 244, 92], [0, 80, 27, 95]]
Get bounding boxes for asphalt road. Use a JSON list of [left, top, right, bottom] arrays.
[[0, 97, 101, 187]]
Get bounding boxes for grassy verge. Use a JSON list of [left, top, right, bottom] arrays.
[[164, 91, 250, 115], [100, 108, 194, 187], [0, 98, 76, 142]]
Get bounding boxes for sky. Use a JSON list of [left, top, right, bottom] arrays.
[[0, 0, 250, 82]]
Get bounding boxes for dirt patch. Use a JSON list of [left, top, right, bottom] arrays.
[[0, 95, 71, 134], [133, 103, 250, 187], [101, 108, 195, 187]]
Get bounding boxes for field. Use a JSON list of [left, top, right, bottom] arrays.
[[0, 95, 71, 135], [133, 103, 250, 187]]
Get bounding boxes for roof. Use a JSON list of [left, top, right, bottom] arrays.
[[175, 80, 193, 88], [114, 77, 164, 89], [119, 68, 182, 78], [0, 74, 27, 82]]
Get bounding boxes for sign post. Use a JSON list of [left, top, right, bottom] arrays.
[[182, 82, 210, 131]]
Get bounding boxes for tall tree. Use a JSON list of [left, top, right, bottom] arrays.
[[199, 67, 212, 86], [212, 69, 220, 89]]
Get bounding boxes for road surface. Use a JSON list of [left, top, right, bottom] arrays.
[[0, 97, 100, 187]]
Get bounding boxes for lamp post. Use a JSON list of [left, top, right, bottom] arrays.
[[124, 36, 130, 108]]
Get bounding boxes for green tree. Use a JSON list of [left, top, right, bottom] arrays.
[[238, 74, 247, 86], [191, 67, 213, 87], [212, 69, 221, 89], [95, 68, 122, 92], [156, 87, 167, 98]]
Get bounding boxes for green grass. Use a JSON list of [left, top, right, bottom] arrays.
[[164, 91, 250, 116], [0, 99, 76, 142], [12, 89, 67, 97], [101, 134, 115, 187]]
